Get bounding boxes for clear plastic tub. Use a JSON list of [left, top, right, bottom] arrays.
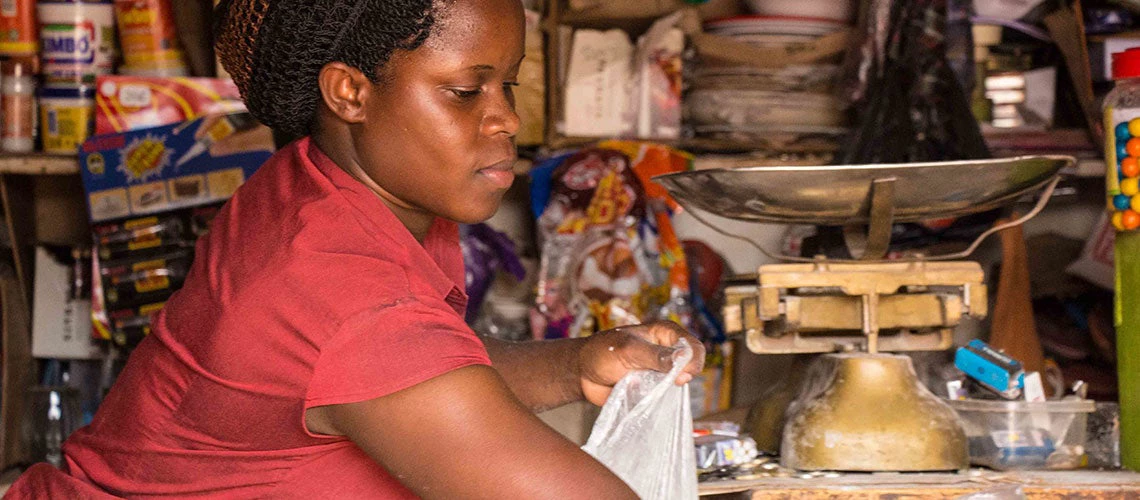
[[949, 398, 1096, 470]]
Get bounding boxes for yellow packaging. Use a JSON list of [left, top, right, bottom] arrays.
[[40, 85, 95, 154]]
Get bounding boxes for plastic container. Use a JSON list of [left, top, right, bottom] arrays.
[[1104, 46, 1140, 471], [37, 0, 115, 85], [949, 398, 1096, 470], [113, 0, 187, 77], [1088, 402, 1122, 469], [39, 84, 94, 154], [1, 56, 36, 152]]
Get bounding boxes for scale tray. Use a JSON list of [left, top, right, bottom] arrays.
[[652, 155, 1073, 225]]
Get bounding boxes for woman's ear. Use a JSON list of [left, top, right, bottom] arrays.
[[317, 62, 371, 124]]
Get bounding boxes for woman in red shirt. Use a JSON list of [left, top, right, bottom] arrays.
[[6, 0, 704, 498]]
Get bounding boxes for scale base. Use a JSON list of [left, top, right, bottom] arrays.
[[780, 353, 968, 471]]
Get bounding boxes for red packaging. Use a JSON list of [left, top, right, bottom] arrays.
[[113, 0, 186, 73], [0, 0, 37, 56], [94, 75, 244, 134]]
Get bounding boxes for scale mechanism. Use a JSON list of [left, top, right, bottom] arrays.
[[725, 259, 988, 354], [654, 155, 1072, 472]]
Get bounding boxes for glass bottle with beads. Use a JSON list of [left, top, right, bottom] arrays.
[[1104, 46, 1140, 471]]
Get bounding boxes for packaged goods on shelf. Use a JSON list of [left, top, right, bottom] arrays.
[[78, 111, 273, 223], [40, 84, 96, 153], [89, 205, 221, 347], [0, 0, 38, 56], [1, 56, 37, 152], [530, 141, 691, 338], [113, 0, 188, 77], [94, 76, 244, 135], [561, 13, 683, 141], [37, 0, 115, 85]]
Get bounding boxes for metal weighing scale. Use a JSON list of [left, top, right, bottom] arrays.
[[654, 155, 1073, 472]]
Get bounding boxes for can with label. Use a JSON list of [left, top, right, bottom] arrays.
[[113, 0, 186, 76], [0, 0, 37, 55], [37, 0, 115, 85], [39, 84, 94, 153]]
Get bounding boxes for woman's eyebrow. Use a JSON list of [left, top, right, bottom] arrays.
[[466, 56, 526, 73]]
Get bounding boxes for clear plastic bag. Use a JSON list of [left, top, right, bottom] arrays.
[[582, 339, 698, 500]]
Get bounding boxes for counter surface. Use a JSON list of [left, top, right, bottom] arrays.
[[699, 469, 1140, 498]]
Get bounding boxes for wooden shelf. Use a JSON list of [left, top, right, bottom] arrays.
[[0, 154, 79, 176]]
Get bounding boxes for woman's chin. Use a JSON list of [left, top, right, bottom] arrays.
[[450, 198, 504, 225]]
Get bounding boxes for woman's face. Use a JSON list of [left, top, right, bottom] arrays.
[[351, 0, 525, 227]]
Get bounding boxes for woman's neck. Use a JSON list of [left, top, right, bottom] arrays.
[[310, 125, 433, 242]]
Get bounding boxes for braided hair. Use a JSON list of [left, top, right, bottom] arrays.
[[215, 0, 442, 137]]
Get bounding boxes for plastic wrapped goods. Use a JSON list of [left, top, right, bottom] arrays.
[[531, 143, 691, 339]]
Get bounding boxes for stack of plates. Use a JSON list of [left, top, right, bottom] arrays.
[[689, 65, 840, 93], [686, 90, 845, 128], [703, 15, 846, 38], [685, 15, 852, 151]]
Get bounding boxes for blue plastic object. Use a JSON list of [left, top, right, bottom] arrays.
[[955, 339, 1025, 399]]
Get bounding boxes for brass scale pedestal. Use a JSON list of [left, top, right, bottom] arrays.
[[654, 156, 1072, 471]]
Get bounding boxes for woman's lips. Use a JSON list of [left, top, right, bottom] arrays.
[[478, 160, 516, 189]]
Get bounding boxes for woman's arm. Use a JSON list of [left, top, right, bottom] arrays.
[[305, 365, 637, 499], [483, 320, 706, 411]]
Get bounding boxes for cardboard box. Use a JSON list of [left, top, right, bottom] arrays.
[[94, 76, 244, 135], [31, 247, 100, 360], [78, 112, 274, 223]]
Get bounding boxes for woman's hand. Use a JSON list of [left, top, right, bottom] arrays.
[[577, 320, 706, 406]]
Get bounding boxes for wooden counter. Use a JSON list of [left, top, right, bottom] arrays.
[[699, 469, 1140, 499]]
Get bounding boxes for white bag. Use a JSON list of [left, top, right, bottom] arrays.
[[582, 339, 698, 500]]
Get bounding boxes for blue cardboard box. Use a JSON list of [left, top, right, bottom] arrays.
[[78, 112, 274, 223]]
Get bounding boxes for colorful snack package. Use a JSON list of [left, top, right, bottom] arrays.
[[531, 142, 694, 339]]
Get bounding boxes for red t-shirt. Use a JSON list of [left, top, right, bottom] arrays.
[[6, 138, 491, 499]]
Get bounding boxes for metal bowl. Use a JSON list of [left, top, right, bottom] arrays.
[[652, 155, 1073, 225]]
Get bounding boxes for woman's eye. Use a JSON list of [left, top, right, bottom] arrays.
[[450, 88, 482, 99]]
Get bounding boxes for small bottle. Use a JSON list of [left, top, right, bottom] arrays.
[[1103, 47, 1140, 471], [1, 56, 36, 153]]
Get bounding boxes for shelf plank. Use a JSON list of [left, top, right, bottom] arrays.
[[0, 154, 79, 175]]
